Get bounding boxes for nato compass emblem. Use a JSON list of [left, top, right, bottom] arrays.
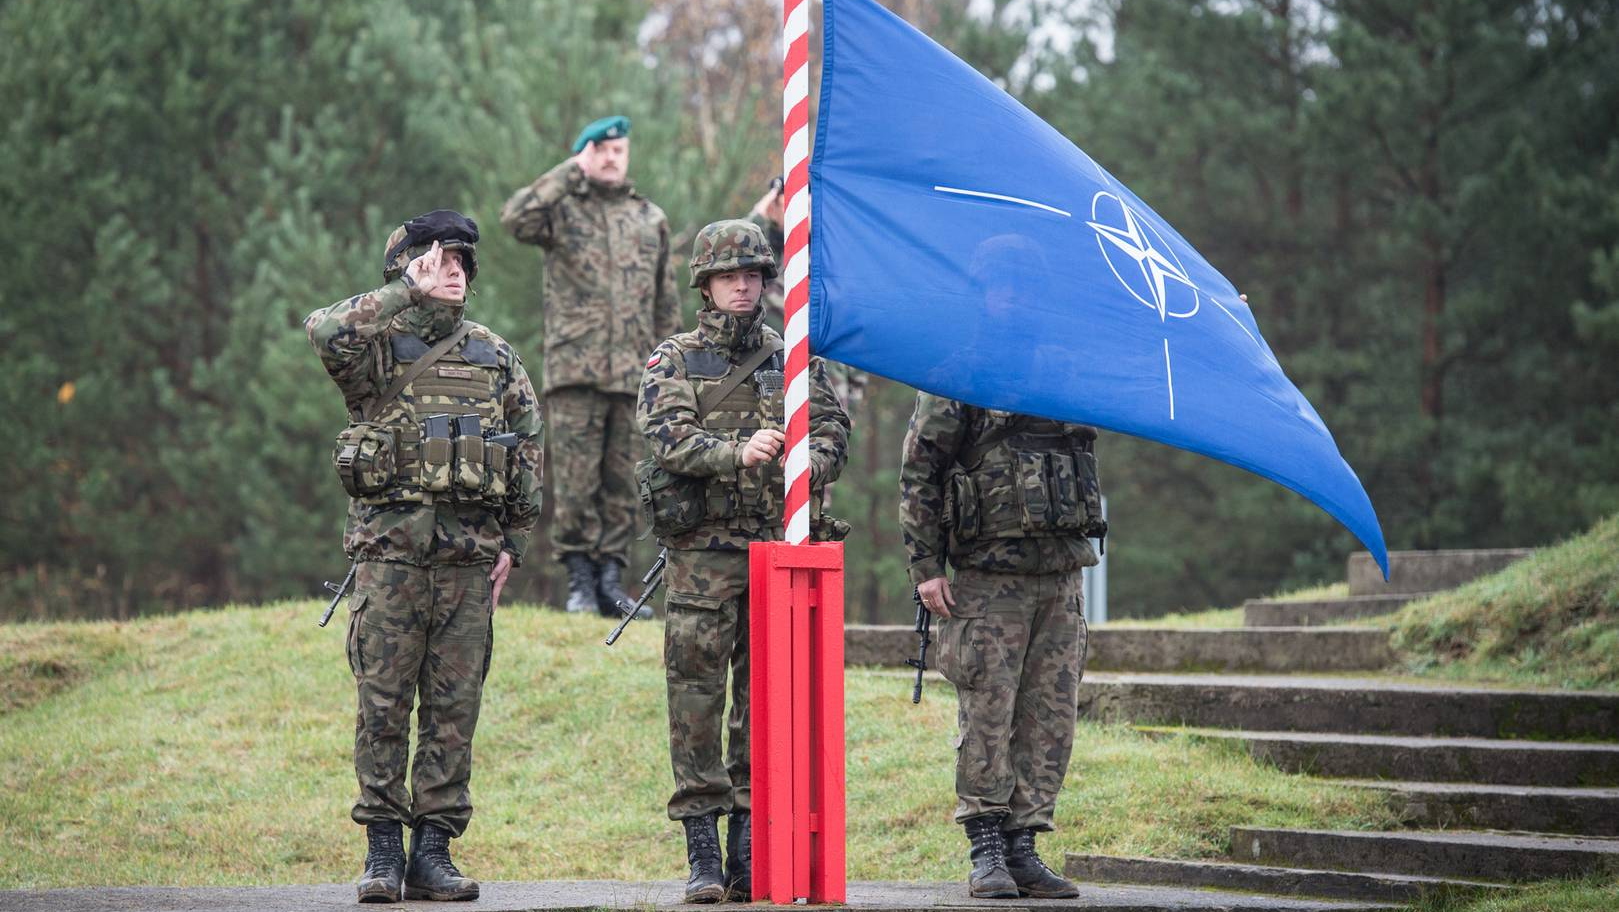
[[1087, 191, 1201, 418], [1087, 191, 1200, 323]]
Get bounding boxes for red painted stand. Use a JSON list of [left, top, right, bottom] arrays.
[[749, 541, 846, 904]]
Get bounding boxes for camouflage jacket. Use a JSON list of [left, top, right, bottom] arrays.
[[638, 307, 850, 551], [306, 277, 544, 566], [899, 393, 1098, 585], [500, 160, 680, 395]]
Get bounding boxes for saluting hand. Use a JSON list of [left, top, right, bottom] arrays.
[[405, 241, 445, 298]]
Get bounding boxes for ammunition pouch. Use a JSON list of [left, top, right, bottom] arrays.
[[947, 445, 1102, 544], [637, 457, 707, 538], [454, 431, 485, 493], [333, 422, 397, 498]]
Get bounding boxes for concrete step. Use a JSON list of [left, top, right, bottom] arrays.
[[1229, 827, 1619, 883], [1348, 548, 1533, 597], [1063, 854, 1508, 903], [1242, 595, 1411, 627], [1076, 672, 1619, 740], [845, 626, 1395, 673], [0, 879, 1404, 912], [1337, 780, 1619, 837], [1149, 727, 1619, 787]]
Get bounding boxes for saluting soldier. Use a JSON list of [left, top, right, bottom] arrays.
[[306, 210, 543, 903], [898, 395, 1106, 900], [637, 219, 850, 902], [501, 115, 680, 616]]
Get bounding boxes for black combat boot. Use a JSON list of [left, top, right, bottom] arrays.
[[563, 553, 599, 615], [725, 811, 752, 901], [962, 814, 1019, 899], [1003, 827, 1080, 898], [681, 812, 727, 903], [596, 558, 649, 619], [356, 821, 406, 903], [403, 823, 479, 901]]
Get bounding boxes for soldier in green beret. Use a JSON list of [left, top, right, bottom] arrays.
[[501, 115, 680, 618]]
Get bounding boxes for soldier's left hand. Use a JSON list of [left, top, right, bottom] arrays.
[[490, 550, 514, 611]]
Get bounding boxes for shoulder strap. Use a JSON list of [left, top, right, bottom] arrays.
[[957, 413, 1026, 470], [695, 340, 783, 421], [361, 322, 475, 422]]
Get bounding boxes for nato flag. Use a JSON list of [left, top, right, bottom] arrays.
[[809, 0, 1387, 575]]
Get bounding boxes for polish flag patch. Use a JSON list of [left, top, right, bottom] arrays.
[[647, 353, 662, 368]]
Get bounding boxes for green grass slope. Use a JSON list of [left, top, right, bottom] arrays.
[[2, 603, 1397, 889], [1393, 515, 1619, 691]]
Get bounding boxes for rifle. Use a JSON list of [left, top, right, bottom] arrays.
[[906, 587, 933, 703], [318, 560, 359, 628], [605, 548, 668, 646]]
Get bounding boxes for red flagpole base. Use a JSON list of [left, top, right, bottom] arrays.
[[749, 540, 846, 904]]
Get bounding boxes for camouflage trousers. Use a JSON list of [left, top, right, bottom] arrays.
[[662, 548, 751, 821], [346, 560, 494, 837], [545, 387, 638, 566], [934, 568, 1088, 831]]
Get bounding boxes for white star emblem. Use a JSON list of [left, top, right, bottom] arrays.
[[1087, 191, 1200, 322]]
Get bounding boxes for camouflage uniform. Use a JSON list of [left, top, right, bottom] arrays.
[[639, 221, 850, 824], [898, 394, 1100, 833], [749, 210, 868, 421], [501, 158, 679, 569], [306, 222, 543, 841]]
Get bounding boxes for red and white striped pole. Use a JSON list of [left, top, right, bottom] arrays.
[[780, 0, 812, 545], [748, 0, 846, 904]]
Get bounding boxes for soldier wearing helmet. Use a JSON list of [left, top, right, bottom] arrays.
[[636, 218, 850, 903], [500, 114, 680, 619], [305, 209, 543, 904]]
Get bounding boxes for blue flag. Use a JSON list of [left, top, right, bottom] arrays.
[[810, 0, 1387, 575]]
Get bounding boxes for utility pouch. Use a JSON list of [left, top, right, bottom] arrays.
[[453, 414, 485, 493], [637, 457, 706, 538], [485, 443, 509, 499], [948, 472, 981, 542], [1049, 453, 1085, 531], [1016, 450, 1052, 531], [1076, 450, 1105, 538], [420, 414, 454, 493], [333, 422, 396, 498]]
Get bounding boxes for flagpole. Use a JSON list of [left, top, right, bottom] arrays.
[[781, 0, 812, 545]]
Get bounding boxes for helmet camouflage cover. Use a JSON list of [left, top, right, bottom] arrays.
[[382, 209, 480, 285], [688, 218, 778, 289]]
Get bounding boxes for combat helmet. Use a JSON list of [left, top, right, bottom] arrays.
[[382, 209, 480, 285], [688, 219, 777, 289]]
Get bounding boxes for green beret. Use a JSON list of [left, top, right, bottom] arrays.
[[572, 115, 631, 153]]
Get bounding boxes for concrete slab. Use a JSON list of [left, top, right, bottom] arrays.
[[1063, 854, 1508, 903], [1347, 549, 1533, 597], [1337, 779, 1619, 837], [847, 627, 1395, 674], [1152, 727, 1619, 787], [0, 880, 1402, 912], [1076, 672, 1619, 740], [1229, 827, 1619, 882], [1242, 596, 1411, 628]]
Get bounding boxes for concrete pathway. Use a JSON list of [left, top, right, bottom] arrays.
[[0, 880, 1399, 912]]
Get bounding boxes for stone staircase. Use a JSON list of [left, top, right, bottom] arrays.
[[847, 547, 1619, 906], [1063, 549, 1619, 904]]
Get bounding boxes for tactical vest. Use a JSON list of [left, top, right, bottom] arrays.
[[639, 342, 813, 541], [331, 330, 514, 508], [946, 411, 1103, 548]]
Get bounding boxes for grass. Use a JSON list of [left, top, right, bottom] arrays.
[[1411, 876, 1619, 912], [1391, 515, 1619, 691], [0, 602, 1400, 890], [1111, 581, 1350, 629]]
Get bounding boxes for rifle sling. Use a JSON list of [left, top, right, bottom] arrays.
[[695, 340, 784, 421], [361, 322, 475, 423]]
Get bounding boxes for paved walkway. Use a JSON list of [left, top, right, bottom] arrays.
[[0, 880, 1397, 912]]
